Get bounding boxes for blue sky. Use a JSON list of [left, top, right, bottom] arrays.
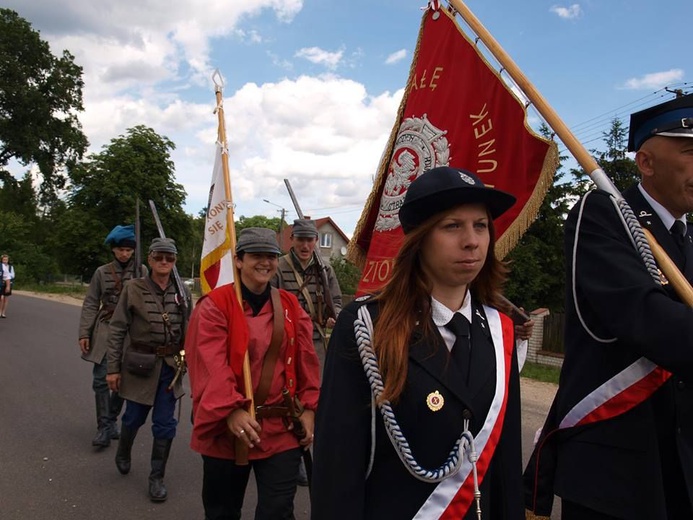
[[6, 0, 690, 237]]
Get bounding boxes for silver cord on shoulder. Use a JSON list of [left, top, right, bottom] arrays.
[[572, 192, 661, 343], [354, 306, 475, 485]]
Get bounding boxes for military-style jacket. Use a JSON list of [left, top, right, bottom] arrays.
[[524, 186, 693, 519], [272, 251, 342, 347], [312, 297, 523, 520], [107, 277, 191, 405], [79, 259, 146, 364]]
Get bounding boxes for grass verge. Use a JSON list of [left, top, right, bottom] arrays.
[[521, 361, 561, 385], [16, 282, 87, 300]]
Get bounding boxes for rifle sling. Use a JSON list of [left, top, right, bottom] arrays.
[[287, 260, 326, 339], [254, 287, 284, 407]]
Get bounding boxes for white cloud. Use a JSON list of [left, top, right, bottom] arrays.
[[385, 49, 407, 65], [2, 0, 402, 234], [550, 4, 582, 20], [621, 69, 685, 90], [294, 47, 345, 70]]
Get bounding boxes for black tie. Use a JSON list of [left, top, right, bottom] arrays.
[[671, 220, 687, 253], [445, 313, 471, 366]]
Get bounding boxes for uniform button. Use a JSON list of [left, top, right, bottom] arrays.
[[462, 409, 472, 420], [677, 380, 686, 391]]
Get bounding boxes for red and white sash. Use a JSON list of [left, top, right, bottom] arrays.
[[559, 358, 671, 429], [414, 306, 514, 519]]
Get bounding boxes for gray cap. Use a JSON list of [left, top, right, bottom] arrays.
[[292, 219, 318, 238], [149, 237, 178, 254], [236, 227, 282, 255]]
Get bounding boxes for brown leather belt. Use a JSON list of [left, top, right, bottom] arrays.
[[255, 405, 290, 419], [131, 343, 177, 357]]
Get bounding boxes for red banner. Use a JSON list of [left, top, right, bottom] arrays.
[[349, 5, 557, 295]]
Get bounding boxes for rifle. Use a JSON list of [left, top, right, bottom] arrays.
[[149, 199, 189, 391], [134, 198, 142, 278], [148, 199, 190, 311], [283, 179, 337, 324]]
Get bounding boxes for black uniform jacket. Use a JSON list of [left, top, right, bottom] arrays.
[[524, 186, 693, 519], [312, 297, 523, 520]]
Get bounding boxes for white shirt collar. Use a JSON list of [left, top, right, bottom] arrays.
[[638, 183, 686, 231], [430, 291, 472, 326]]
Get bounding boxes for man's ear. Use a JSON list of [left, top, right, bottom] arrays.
[[635, 148, 655, 179]]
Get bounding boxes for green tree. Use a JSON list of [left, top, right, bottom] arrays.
[[0, 8, 88, 202], [62, 125, 189, 279], [571, 118, 640, 194], [236, 215, 286, 237], [504, 124, 573, 312], [330, 256, 362, 295]]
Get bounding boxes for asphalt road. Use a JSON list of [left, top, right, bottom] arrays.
[[0, 293, 557, 519]]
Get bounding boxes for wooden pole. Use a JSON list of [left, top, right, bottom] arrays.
[[448, 0, 693, 306], [213, 70, 255, 464]]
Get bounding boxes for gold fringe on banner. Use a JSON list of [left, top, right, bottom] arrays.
[[347, 7, 559, 269]]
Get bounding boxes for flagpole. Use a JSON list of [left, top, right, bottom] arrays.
[[213, 70, 255, 464], [447, 0, 693, 306]]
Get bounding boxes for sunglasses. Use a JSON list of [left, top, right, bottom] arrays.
[[151, 253, 176, 263]]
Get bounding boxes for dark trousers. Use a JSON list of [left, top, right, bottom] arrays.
[[202, 448, 301, 520], [122, 364, 177, 439]]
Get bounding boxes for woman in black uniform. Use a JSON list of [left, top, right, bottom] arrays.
[[312, 166, 526, 520]]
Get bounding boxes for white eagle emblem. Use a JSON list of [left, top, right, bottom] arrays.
[[374, 114, 450, 232]]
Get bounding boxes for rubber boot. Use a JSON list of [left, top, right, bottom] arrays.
[[91, 392, 111, 448], [148, 438, 173, 502], [115, 425, 138, 475], [108, 392, 124, 440]]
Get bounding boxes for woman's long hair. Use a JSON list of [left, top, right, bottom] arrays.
[[372, 207, 508, 404]]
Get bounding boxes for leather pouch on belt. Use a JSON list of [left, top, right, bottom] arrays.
[[124, 350, 157, 377]]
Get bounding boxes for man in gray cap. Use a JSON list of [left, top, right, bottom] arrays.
[[106, 237, 191, 503], [525, 94, 693, 519], [272, 219, 342, 374], [78, 224, 147, 449]]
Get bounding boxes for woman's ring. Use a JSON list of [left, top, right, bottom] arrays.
[[239, 428, 245, 435]]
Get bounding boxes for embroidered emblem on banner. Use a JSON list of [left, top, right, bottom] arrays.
[[374, 114, 450, 232], [426, 390, 445, 412]]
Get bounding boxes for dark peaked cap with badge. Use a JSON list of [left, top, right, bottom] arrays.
[[398, 166, 516, 234], [628, 93, 693, 151]]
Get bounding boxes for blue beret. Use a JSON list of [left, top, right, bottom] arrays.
[[104, 225, 136, 248]]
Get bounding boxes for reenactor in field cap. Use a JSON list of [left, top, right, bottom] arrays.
[[185, 227, 319, 519], [272, 218, 343, 372], [78, 224, 147, 449], [106, 237, 191, 502], [525, 93, 693, 519]]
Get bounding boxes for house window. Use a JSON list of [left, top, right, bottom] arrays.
[[320, 232, 333, 248]]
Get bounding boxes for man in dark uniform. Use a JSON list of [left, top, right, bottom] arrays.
[[107, 237, 191, 502], [524, 94, 693, 519], [79, 225, 146, 448]]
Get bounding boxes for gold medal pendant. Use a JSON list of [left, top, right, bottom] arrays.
[[426, 390, 444, 412]]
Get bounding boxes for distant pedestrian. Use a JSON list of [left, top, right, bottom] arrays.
[[0, 254, 15, 318], [78, 225, 146, 448]]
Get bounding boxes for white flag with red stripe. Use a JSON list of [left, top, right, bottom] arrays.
[[200, 143, 234, 294]]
